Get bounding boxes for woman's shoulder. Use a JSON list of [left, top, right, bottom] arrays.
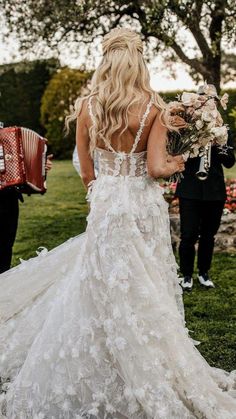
[[148, 102, 162, 125], [77, 98, 91, 122]]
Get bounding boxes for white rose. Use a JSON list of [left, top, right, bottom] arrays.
[[205, 98, 217, 110], [220, 93, 229, 110], [204, 84, 218, 96], [210, 126, 227, 138], [195, 119, 204, 130], [181, 92, 200, 107], [210, 126, 228, 145], [201, 111, 212, 122], [210, 108, 218, 119]]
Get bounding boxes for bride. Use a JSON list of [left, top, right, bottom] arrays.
[[0, 28, 236, 419]]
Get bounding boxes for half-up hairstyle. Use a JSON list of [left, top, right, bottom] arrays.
[[66, 28, 172, 154]]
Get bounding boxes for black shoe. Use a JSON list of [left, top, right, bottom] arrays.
[[180, 276, 193, 291], [198, 273, 215, 288]]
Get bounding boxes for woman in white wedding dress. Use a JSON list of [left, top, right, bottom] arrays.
[[0, 28, 236, 419]]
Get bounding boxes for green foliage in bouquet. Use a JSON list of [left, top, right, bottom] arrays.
[[40, 68, 91, 159]]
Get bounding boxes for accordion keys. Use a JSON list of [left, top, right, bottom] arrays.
[[0, 144, 5, 173], [0, 127, 47, 194]]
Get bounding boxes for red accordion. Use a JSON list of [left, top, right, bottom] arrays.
[[0, 126, 47, 194]]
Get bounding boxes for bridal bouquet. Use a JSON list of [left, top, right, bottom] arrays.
[[166, 84, 229, 181]]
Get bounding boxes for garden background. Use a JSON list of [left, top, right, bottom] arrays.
[[0, 0, 236, 373]]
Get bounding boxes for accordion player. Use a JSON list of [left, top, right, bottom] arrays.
[[0, 126, 47, 194]]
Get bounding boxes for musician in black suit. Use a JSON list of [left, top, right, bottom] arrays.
[[0, 188, 21, 273], [176, 129, 235, 291], [0, 156, 53, 274]]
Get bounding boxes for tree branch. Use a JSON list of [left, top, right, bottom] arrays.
[[170, 39, 208, 76], [137, 7, 210, 78], [209, 0, 225, 47], [168, 0, 213, 59]]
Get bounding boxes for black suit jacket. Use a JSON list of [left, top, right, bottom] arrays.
[[175, 133, 235, 201]]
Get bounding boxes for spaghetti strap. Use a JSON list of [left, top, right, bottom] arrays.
[[130, 95, 153, 154], [88, 95, 153, 155]]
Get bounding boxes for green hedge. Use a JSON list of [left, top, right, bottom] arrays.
[[40, 68, 91, 159], [0, 59, 59, 135]]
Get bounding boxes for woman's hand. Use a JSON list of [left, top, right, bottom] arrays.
[[147, 111, 185, 179], [171, 155, 185, 173], [166, 154, 185, 173], [46, 154, 53, 172]]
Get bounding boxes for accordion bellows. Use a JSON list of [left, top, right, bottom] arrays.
[[0, 126, 47, 194]]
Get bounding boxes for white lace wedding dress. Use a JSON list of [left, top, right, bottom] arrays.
[[0, 98, 236, 419]]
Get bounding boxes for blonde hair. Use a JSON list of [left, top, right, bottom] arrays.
[[66, 28, 171, 154]]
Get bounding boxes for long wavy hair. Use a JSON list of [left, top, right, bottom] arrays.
[[66, 28, 171, 154]]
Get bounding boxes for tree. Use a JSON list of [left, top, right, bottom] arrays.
[[41, 67, 90, 158], [1, 0, 235, 92]]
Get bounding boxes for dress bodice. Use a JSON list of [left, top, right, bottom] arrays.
[[94, 147, 147, 177], [88, 94, 153, 178]]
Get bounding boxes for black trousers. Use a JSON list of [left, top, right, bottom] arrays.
[[0, 189, 19, 274], [179, 198, 225, 277]]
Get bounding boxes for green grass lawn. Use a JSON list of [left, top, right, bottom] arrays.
[[224, 163, 236, 178], [182, 254, 236, 371], [13, 160, 236, 372], [13, 160, 88, 264]]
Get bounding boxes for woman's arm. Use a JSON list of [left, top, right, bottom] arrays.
[[147, 111, 185, 178], [76, 102, 95, 189]]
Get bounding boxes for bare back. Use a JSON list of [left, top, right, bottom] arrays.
[[76, 95, 178, 187], [94, 100, 159, 154]]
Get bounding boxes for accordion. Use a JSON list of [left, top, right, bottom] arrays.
[[0, 126, 47, 194]]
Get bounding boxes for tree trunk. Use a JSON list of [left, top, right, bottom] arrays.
[[203, 58, 221, 93], [206, 0, 225, 93]]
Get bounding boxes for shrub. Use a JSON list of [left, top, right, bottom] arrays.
[[40, 68, 91, 159], [0, 59, 59, 134]]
